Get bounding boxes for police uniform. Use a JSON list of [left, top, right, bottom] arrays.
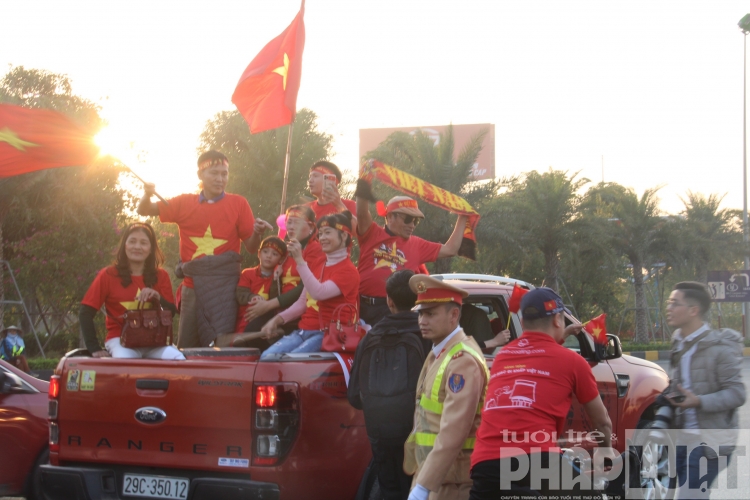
[[404, 276, 489, 500]]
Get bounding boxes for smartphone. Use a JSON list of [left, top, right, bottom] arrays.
[[670, 394, 686, 403], [323, 173, 336, 191]]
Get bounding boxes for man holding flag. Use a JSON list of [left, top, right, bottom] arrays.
[[138, 151, 270, 348], [355, 180, 468, 326]]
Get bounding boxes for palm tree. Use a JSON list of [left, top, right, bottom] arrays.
[[677, 192, 743, 283], [364, 125, 497, 273], [585, 183, 670, 343], [489, 169, 589, 292]]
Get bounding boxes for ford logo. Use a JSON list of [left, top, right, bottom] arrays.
[[135, 407, 167, 424]]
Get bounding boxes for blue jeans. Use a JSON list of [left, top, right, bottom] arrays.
[[260, 329, 323, 359]]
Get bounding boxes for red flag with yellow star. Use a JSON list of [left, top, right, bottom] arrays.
[[0, 104, 99, 178], [232, 2, 305, 134], [583, 313, 608, 345]]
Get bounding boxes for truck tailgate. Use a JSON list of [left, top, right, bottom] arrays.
[[57, 356, 256, 472]]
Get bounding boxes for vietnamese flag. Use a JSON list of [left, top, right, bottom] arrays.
[[0, 104, 99, 178], [232, 2, 305, 134], [507, 283, 529, 314], [583, 313, 608, 345]]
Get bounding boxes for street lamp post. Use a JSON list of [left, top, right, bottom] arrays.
[[739, 14, 750, 338]]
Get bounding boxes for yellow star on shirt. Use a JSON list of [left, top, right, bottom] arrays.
[[0, 127, 39, 151], [120, 289, 154, 310], [305, 292, 319, 312], [257, 284, 269, 300], [281, 266, 300, 288], [272, 53, 290, 90], [189, 225, 228, 260], [373, 242, 406, 272]]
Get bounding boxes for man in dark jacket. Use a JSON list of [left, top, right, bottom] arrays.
[[349, 270, 428, 500]]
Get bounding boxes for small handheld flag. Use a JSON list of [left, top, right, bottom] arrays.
[[583, 313, 608, 346], [506, 283, 530, 329]]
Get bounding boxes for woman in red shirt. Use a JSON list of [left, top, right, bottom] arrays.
[[79, 222, 184, 360], [259, 212, 360, 358]]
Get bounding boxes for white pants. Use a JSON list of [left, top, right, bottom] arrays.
[[105, 338, 185, 360]]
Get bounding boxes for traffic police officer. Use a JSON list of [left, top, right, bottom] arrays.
[[404, 275, 489, 500]]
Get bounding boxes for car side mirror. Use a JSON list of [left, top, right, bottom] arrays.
[[603, 334, 622, 360], [0, 371, 24, 394]]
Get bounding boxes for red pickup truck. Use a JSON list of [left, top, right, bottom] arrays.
[[39, 274, 670, 500]]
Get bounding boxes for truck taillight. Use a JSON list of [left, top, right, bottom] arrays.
[[49, 375, 60, 399], [49, 375, 60, 454], [49, 422, 59, 452], [256, 385, 277, 407], [252, 383, 299, 466]]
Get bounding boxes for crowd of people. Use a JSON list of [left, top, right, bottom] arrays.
[[55, 150, 743, 500]]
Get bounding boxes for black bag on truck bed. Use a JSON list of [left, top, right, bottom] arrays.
[[348, 312, 426, 444]]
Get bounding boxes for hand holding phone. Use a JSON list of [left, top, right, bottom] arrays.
[[323, 174, 337, 192]]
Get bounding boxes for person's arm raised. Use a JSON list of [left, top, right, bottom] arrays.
[[137, 182, 161, 216], [437, 214, 468, 259], [355, 179, 375, 235]]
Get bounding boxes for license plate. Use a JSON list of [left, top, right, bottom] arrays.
[[123, 473, 189, 499]]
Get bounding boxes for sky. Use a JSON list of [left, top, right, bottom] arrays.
[[2, 0, 749, 214]]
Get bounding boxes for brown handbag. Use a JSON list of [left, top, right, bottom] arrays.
[[119, 299, 173, 348], [321, 303, 363, 353]]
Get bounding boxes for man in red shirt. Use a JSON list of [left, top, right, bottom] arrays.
[[137, 150, 271, 347], [356, 188, 467, 326], [306, 161, 357, 221], [469, 288, 613, 500]]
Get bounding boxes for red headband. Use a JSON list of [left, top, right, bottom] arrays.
[[286, 208, 313, 223], [260, 240, 287, 257], [377, 198, 420, 217], [312, 166, 339, 184], [318, 219, 352, 237], [199, 158, 229, 171]]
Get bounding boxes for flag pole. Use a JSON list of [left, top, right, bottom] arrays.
[[279, 121, 294, 215], [125, 166, 169, 205]]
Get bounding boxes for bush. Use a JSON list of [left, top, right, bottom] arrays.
[[620, 341, 671, 352], [27, 357, 61, 370]]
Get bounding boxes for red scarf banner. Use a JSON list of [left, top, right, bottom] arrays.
[[361, 159, 480, 260]]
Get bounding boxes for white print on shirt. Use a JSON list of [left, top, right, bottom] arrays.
[[485, 379, 539, 410]]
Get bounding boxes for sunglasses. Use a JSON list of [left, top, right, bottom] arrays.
[[397, 213, 422, 226]]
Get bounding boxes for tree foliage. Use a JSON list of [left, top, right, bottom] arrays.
[[0, 66, 128, 355]]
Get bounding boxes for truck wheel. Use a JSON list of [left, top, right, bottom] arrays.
[[26, 447, 49, 500], [630, 421, 676, 500]]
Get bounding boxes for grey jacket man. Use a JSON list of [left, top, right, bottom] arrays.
[[670, 326, 746, 446]]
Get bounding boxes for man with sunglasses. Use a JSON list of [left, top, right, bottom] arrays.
[[356, 193, 467, 326]]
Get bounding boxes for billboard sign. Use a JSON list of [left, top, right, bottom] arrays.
[[707, 270, 750, 302], [359, 123, 495, 181]]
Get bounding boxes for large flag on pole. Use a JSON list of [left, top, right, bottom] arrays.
[[0, 104, 99, 178], [232, 1, 305, 134]]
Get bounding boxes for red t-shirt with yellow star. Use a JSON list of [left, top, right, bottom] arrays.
[[306, 199, 356, 221], [158, 193, 255, 288], [81, 266, 175, 343], [279, 238, 326, 294], [235, 266, 274, 332], [358, 223, 441, 297], [298, 258, 360, 330]]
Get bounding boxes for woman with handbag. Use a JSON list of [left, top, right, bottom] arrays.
[[79, 222, 184, 360], [259, 212, 360, 359]]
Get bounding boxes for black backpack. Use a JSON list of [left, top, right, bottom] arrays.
[[354, 327, 426, 443]]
